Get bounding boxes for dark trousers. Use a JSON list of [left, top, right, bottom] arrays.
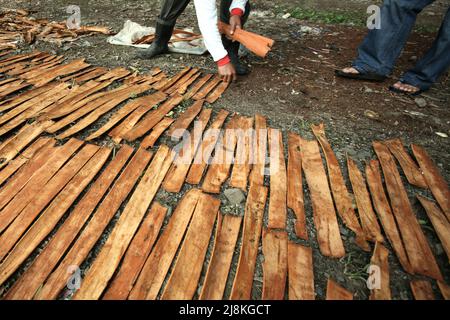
[[157, 0, 251, 27]]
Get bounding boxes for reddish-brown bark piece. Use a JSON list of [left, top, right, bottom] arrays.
[[410, 280, 435, 300], [373, 141, 443, 280], [85, 93, 167, 141], [102, 202, 168, 300], [161, 193, 220, 300], [0, 137, 52, 186], [156, 66, 190, 91], [206, 80, 230, 104], [176, 72, 201, 95], [140, 117, 173, 148], [164, 68, 199, 94], [73, 145, 173, 300], [267, 128, 287, 229], [287, 132, 307, 240], [186, 109, 229, 185], [437, 281, 450, 300], [287, 243, 315, 300], [184, 74, 213, 100], [36, 147, 152, 300], [229, 116, 254, 191], [385, 138, 427, 188], [248, 114, 267, 187], [27, 58, 90, 87], [200, 214, 242, 300], [192, 76, 222, 101], [299, 137, 345, 258], [326, 279, 353, 300], [5, 145, 133, 300], [0, 138, 83, 233], [163, 108, 211, 193], [230, 183, 268, 300], [417, 195, 450, 263], [218, 22, 274, 58], [129, 189, 202, 300], [262, 229, 288, 300], [412, 144, 450, 220], [167, 99, 204, 139], [202, 116, 239, 193], [365, 160, 413, 273], [0, 83, 55, 113], [0, 147, 110, 287], [347, 156, 384, 243], [312, 123, 369, 250], [369, 242, 392, 300], [123, 94, 184, 141]]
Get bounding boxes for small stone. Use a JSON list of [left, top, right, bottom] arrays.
[[414, 97, 427, 108], [435, 243, 444, 255], [224, 188, 246, 205], [364, 86, 373, 93], [282, 13, 291, 19]]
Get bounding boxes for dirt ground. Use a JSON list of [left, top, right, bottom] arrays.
[[1, 0, 449, 300]]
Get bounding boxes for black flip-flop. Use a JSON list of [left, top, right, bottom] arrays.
[[335, 69, 386, 82], [388, 85, 424, 96]]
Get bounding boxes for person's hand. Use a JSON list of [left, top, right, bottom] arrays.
[[218, 63, 237, 82], [229, 15, 242, 36]]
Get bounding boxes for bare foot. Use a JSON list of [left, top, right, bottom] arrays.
[[341, 67, 360, 74], [392, 81, 420, 94]]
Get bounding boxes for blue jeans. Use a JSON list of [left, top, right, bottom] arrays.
[[353, 0, 450, 90]]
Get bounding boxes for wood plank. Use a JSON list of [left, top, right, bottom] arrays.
[[417, 195, 450, 263], [128, 188, 203, 300], [200, 214, 242, 300], [248, 114, 267, 187], [163, 108, 211, 193], [72, 145, 174, 299], [0, 138, 83, 233], [102, 202, 167, 300], [365, 160, 413, 273], [35, 147, 152, 300], [299, 137, 345, 258], [229, 117, 254, 191], [312, 123, 368, 250], [437, 281, 450, 300], [123, 94, 184, 141], [347, 156, 384, 243], [206, 80, 230, 104], [192, 76, 222, 101], [267, 128, 287, 229], [369, 242, 391, 300], [166, 99, 203, 140], [161, 193, 220, 300], [287, 132, 307, 240], [186, 109, 229, 185], [141, 117, 174, 148], [326, 279, 353, 300], [56, 83, 156, 139], [262, 229, 288, 300], [410, 280, 435, 300], [0, 144, 99, 262], [5, 145, 133, 300], [412, 144, 450, 220], [86, 92, 167, 141], [373, 141, 443, 280], [385, 138, 427, 188], [50, 84, 151, 136], [230, 183, 268, 300], [0, 137, 52, 186], [0, 140, 56, 209], [202, 116, 239, 193], [0, 120, 53, 168], [0, 147, 110, 288], [184, 74, 213, 100], [287, 242, 315, 300]]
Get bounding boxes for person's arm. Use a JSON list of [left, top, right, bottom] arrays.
[[230, 0, 247, 16], [193, 0, 236, 82]]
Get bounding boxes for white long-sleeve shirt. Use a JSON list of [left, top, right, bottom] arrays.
[[193, 0, 248, 62]]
